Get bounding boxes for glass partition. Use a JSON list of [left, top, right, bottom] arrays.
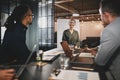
[[0, 0, 56, 51]]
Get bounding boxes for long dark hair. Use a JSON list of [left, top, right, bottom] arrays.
[[4, 4, 30, 29]]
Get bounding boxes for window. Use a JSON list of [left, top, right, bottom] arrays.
[[38, 0, 56, 51]]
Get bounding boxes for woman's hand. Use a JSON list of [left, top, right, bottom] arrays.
[[0, 69, 15, 80]]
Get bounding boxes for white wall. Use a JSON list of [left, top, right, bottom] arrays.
[[55, 20, 104, 49], [80, 21, 104, 40], [57, 19, 80, 48], [1, 13, 8, 44]]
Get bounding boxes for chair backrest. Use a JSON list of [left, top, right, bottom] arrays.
[[94, 46, 120, 80]]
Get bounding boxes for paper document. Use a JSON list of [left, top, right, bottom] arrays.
[[79, 53, 94, 58], [42, 56, 55, 61], [43, 48, 63, 55], [44, 52, 60, 56], [42, 48, 62, 61], [43, 52, 60, 61], [49, 70, 100, 80]]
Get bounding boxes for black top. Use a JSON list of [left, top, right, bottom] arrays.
[[0, 23, 30, 64]]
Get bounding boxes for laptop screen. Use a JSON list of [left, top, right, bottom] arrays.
[[60, 41, 73, 58]]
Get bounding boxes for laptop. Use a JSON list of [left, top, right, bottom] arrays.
[[60, 41, 94, 69], [60, 41, 73, 58], [0, 44, 38, 79]]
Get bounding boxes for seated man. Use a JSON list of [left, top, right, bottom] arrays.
[[83, 1, 120, 80]]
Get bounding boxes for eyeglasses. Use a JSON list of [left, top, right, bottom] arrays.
[[28, 14, 34, 16], [26, 14, 34, 18]]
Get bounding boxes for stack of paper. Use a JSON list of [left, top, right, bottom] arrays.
[[49, 70, 100, 80], [42, 51, 60, 61], [79, 53, 94, 58]]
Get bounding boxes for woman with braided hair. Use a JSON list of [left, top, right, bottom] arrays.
[[0, 4, 33, 64]]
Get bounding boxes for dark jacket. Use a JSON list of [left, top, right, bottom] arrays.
[[0, 23, 30, 64]]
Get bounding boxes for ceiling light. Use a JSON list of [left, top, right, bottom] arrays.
[[72, 13, 79, 16]]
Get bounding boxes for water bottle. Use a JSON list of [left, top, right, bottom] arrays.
[[36, 50, 43, 61]]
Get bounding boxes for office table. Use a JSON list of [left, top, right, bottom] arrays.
[[19, 56, 62, 80], [18, 48, 62, 80], [18, 48, 107, 80]]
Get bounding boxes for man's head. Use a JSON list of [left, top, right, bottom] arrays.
[[69, 19, 76, 29], [99, 0, 120, 27]]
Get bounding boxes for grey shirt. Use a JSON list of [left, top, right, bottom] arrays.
[[95, 17, 120, 80]]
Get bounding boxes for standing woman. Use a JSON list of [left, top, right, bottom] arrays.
[[62, 19, 80, 48], [0, 4, 33, 64]]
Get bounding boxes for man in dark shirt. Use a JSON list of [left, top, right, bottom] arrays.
[[0, 4, 33, 64]]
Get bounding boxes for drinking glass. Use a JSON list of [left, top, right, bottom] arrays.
[[59, 54, 69, 69]]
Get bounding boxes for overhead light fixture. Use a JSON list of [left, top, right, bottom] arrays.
[[72, 13, 79, 16]]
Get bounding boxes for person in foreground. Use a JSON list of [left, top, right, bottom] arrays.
[[62, 19, 80, 48], [0, 4, 33, 64], [0, 69, 15, 80], [86, 0, 120, 80]]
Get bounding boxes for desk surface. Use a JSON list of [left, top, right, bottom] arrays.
[[19, 57, 60, 80], [18, 48, 107, 80]]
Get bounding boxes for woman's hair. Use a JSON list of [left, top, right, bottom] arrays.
[[4, 4, 30, 29], [100, 0, 120, 16], [69, 19, 76, 24]]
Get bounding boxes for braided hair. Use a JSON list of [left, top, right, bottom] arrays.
[[4, 4, 30, 29]]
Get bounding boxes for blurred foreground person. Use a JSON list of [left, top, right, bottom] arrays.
[[0, 69, 15, 80]]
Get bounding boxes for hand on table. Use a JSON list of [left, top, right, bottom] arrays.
[[81, 47, 97, 56], [0, 69, 15, 80]]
